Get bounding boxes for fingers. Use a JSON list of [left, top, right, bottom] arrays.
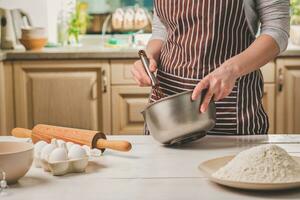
[[192, 77, 209, 100], [213, 86, 223, 101], [149, 59, 157, 72], [132, 75, 141, 86], [214, 90, 225, 101], [132, 59, 158, 86], [131, 67, 148, 86], [131, 60, 152, 86], [215, 82, 233, 101], [200, 88, 214, 113]]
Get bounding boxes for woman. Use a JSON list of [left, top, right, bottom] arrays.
[[132, 0, 289, 135]]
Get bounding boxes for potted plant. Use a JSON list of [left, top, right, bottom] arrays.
[[68, 2, 91, 45], [291, 0, 300, 45]]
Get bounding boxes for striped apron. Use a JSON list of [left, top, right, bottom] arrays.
[[147, 0, 269, 135]]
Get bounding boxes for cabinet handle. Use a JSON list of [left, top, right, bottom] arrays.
[[278, 68, 283, 92], [91, 81, 97, 100], [102, 69, 107, 93]]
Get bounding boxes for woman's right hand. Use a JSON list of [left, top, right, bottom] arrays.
[[131, 58, 157, 86]]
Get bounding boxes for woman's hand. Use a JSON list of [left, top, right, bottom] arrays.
[[131, 58, 157, 86], [191, 61, 240, 113]]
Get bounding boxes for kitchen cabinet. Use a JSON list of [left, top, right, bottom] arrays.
[[0, 62, 15, 135], [0, 56, 299, 136], [111, 85, 150, 135], [13, 60, 111, 133], [262, 84, 275, 133], [111, 59, 137, 85], [261, 62, 275, 134], [110, 60, 277, 135], [110, 60, 151, 135], [276, 58, 300, 134]]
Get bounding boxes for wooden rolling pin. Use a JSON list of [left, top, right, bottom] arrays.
[[11, 124, 131, 152]]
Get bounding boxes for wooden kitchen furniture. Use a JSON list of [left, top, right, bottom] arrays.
[[276, 58, 300, 133], [9, 60, 111, 134], [0, 53, 298, 135], [260, 62, 276, 134], [1, 135, 300, 200], [0, 61, 14, 135], [110, 60, 151, 135]]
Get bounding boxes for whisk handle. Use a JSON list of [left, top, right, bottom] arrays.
[[138, 50, 159, 87]]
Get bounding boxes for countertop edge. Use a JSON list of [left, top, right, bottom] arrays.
[[1, 46, 300, 61]]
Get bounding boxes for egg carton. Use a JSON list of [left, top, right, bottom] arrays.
[[37, 156, 89, 176], [34, 139, 102, 176]]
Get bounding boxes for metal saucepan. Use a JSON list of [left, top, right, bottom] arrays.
[[139, 50, 216, 145]]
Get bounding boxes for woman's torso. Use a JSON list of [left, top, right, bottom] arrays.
[[148, 0, 269, 135]]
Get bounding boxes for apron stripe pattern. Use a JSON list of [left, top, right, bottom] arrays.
[[147, 0, 269, 135]]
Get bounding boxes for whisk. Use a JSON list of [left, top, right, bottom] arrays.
[[138, 50, 165, 100]]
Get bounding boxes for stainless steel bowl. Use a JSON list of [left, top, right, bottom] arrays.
[[142, 90, 216, 145], [138, 50, 216, 145]]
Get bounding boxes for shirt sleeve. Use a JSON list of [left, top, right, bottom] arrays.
[[149, 10, 168, 42], [256, 0, 290, 53]]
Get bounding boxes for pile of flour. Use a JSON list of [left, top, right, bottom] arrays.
[[212, 144, 300, 183]]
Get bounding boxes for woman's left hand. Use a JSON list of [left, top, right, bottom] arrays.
[[191, 61, 240, 113]]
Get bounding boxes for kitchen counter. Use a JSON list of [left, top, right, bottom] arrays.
[[1, 135, 300, 200], [0, 46, 140, 61], [0, 42, 300, 61]]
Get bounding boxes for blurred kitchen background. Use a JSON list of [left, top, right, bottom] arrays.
[[0, 0, 299, 136], [0, 0, 153, 47]]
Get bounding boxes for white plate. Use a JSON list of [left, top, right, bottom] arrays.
[[199, 155, 300, 191]]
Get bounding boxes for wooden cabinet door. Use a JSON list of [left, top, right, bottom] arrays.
[[0, 62, 15, 135], [262, 84, 275, 134], [261, 62, 275, 83], [112, 85, 151, 135], [276, 59, 300, 134], [14, 60, 111, 132], [111, 60, 136, 85]]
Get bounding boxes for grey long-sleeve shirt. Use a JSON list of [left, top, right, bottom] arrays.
[[150, 0, 290, 53]]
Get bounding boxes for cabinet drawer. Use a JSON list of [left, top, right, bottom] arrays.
[[111, 60, 136, 85], [111, 85, 151, 135], [261, 62, 275, 83]]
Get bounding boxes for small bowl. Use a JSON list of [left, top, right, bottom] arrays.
[[0, 141, 34, 184], [21, 27, 47, 39], [19, 38, 47, 50]]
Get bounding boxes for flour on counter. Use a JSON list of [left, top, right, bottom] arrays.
[[212, 144, 300, 183]]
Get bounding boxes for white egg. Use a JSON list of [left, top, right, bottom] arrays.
[[60, 142, 68, 152], [68, 145, 87, 159], [40, 144, 57, 161], [66, 142, 74, 151], [82, 145, 91, 156], [51, 138, 58, 147], [34, 141, 48, 157], [48, 148, 68, 163], [56, 139, 65, 147], [90, 148, 102, 157]]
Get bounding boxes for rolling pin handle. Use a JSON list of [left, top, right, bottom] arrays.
[[11, 128, 32, 138], [96, 139, 132, 152]]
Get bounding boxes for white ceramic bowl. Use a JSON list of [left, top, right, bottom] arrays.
[[21, 27, 47, 39], [0, 141, 34, 184]]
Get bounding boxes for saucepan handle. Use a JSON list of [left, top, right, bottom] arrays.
[[138, 50, 159, 87]]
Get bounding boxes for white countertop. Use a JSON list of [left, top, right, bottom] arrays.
[[1, 135, 300, 200]]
